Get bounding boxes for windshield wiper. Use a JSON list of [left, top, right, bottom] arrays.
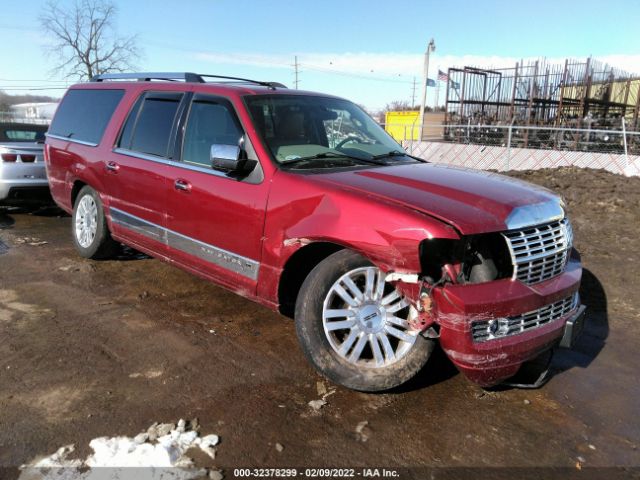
[[280, 151, 386, 167], [370, 150, 428, 163]]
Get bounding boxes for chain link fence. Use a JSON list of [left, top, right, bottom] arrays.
[[383, 122, 640, 177]]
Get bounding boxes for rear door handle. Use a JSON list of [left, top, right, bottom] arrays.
[[174, 179, 192, 192], [105, 161, 120, 173]]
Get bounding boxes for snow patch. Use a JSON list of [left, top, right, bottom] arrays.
[[19, 420, 221, 480], [307, 382, 336, 413], [129, 369, 164, 379]]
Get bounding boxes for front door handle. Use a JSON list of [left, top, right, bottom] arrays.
[[105, 161, 120, 173], [174, 179, 192, 192]]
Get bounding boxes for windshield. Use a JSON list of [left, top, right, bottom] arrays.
[[245, 94, 409, 168]]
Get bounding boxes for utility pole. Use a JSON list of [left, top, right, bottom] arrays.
[[411, 77, 417, 108], [418, 38, 436, 140], [293, 56, 300, 89]]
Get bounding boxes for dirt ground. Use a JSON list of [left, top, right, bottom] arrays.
[[0, 167, 639, 479]]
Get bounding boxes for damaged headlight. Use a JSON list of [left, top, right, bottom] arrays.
[[419, 233, 514, 285]]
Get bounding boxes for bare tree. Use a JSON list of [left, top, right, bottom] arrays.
[[383, 100, 424, 112], [39, 0, 140, 80]]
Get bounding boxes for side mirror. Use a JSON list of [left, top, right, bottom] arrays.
[[210, 143, 243, 173]]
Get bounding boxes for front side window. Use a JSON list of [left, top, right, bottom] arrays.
[[119, 92, 182, 158], [245, 95, 411, 169], [182, 98, 243, 168], [49, 89, 124, 145]]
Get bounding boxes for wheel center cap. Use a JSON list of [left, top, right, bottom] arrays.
[[357, 304, 385, 333]]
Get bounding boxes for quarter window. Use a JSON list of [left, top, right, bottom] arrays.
[[182, 98, 243, 168], [2, 127, 47, 142], [49, 89, 124, 145]]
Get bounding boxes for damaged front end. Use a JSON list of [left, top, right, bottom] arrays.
[[385, 228, 584, 387], [387, 233, 515, 332]]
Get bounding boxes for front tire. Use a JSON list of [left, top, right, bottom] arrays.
[[72, 186, 118, 259], [295, 250, 434, 392]]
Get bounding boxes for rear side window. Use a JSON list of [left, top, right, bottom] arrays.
[[182, 98, 243, 168], [119, 92, 182, 158], [1, 127, 47, 142], [49, 89, 124, 145]]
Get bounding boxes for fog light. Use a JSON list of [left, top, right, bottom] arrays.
[[487, 318, 509, 337]]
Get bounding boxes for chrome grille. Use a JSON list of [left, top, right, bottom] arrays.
[[471, 293, 578, 343], [503, 218, 572, 285]]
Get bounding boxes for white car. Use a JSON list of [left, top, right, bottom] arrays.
[[0, 122, 50, 206]]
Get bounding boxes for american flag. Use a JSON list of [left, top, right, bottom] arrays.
[[438, 69, 449, 81]]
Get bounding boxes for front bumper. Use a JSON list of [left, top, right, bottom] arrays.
[[559, 304, 586, 349], [432, 257, 583, 386]]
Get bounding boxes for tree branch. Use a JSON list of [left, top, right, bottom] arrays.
[[39, 0, 141, 81]]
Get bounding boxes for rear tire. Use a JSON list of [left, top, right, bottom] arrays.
[[295, 249, 434, 392], [72, 186, 118, 259]]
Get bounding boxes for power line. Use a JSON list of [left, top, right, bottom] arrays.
[[0, 78, 70, 83], [300, 63, 414, 84], [0, 87, 68, 91]]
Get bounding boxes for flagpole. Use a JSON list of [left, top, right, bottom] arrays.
[[418, 38, 436, 141]]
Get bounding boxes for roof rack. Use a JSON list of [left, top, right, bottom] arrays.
[[90, 72, 287, 89]]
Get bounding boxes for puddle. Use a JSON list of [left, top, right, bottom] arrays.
[[0, 239, 9, 255]]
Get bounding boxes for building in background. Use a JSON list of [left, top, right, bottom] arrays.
[[8, 102, 58, 124]]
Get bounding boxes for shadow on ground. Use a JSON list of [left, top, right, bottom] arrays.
[[551, 268, 608, 373], [0, 205, 65, 229], [391, 344, 460, 393]]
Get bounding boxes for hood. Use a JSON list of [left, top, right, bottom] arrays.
[[313, 163, 562, 235]]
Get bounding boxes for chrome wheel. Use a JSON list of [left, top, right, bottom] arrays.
[[322, 266, 418, 368], [75, 195, 98, 248]]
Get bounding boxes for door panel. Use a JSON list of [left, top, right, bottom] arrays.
[[105, 91, 186, 254], [105, 150, 171, 253], [164, 95, 269, 293]]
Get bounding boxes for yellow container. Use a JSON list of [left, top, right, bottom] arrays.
[[384, 111, 420, 141]]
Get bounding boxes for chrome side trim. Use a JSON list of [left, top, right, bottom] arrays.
[[109, 207, 259, 280], [45, 133, 98, 147], [113, 147, 230, 178], [110, 208, 165, 242], [505, 200, 564, 231]]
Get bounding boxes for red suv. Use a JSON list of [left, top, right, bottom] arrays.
[[45, 72, 585, 391]]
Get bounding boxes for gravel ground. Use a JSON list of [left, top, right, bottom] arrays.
[[0, 167, 638, 479]]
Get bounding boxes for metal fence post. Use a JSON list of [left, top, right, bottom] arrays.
[[405, 125, 413, 154], [622, 117, 629, 170], [505, 124, 513, 171]]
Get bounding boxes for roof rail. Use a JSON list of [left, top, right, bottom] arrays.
[[91, 72, 287, 89], [198, 74, 287, 89], [91, 72, 205, 82]]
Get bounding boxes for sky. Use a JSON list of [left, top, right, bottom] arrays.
[[1, 0, 639, 111]]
